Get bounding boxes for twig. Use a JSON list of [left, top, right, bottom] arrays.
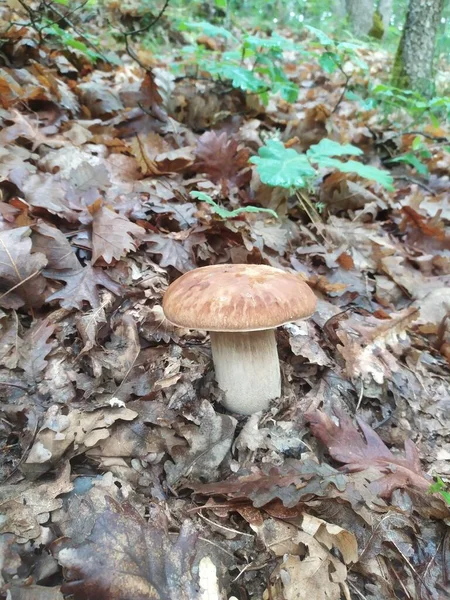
[[331, 62, 352, 114], [198, 511, 254, 538], [16, 0, 44, 42], [41, 0, 109, 62], [392, 175, 436, 196], [390, 130, 449, 143], [120, 0, 171, 36]]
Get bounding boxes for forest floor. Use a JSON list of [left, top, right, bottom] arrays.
[[0, 3, 450, 600]]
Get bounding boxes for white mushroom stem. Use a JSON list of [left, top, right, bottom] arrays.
[[210, 329, 281, 415]]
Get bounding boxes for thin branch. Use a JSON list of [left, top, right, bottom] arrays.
[[331, 64, 352, 114], [121, 0, 171, 37], [392, 175, 436, 196], [41, 0, 109, 62], [16, 0, 45, 42]]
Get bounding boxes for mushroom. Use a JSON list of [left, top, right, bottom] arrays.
[[162, 264, 317, 415]]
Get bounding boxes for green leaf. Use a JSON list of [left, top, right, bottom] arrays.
[[307, 139, 363, 161], [215, 0, 227, 8], [305, 25, 333, 47], [190, 191, 278, 220], [178, 20, 234, 40], [272, 80, 298, 103], [319, 52, 339, 74], [206, 62, 264, 92], [389, 153, 429, 177], [250, 140, 316, 189], [429, 477, 450, 505], [317, 157, 394, 190], [411, 136, 423, 151]]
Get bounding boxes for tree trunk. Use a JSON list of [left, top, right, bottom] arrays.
[[392, 0, 444, 96], [334, 0, 347, 19], [346, 0, 374, 36], [379, 0, 393, 34]]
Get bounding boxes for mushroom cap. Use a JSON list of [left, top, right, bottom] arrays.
[[162, 264, 317, 332]]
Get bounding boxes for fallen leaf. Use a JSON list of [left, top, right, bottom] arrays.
[[32, 221, 81, 271], [130, 133, 194, 176], [0, 463, 73, 542], [92, 206, 145, 264], [18, 318, 56, 379], [165, 400, 237, 486], [55, 498, 199, 600], [45, 264, 123, 309], [305, 409, 443, 501], [0, 226, 47, 309], [144, 232, 195, 273]]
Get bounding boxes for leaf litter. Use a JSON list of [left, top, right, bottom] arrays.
[[0, 3, 449, 600]]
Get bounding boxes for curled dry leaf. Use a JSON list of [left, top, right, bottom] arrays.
[[55, 498, 199, 600], [22, 404, 138, 479], [336, 307, 418, 385], [130, 132, 194, 176], [262, 517, 353, 600], [32, 221, 81, 272]]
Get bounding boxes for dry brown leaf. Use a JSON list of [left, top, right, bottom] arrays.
[[23, 404, 138, 478], [263, 518, 351, 600], [305, 409, 449, 510], [0, 226, 48, 309], [32, 221, 80, 272], [91, 206, 145, 264], [55, 498, 199, 600], [46, 264, 123, 309], [130, 133, 194, 176], [17, 318, 56, 379], [0, 463, 73, 542], [165, 400, 237, 486]]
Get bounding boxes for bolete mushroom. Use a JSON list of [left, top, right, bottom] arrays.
[[162, 264, 317, 415]]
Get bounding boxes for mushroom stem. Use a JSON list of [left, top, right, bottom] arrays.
[[210, 329, 281, 415]]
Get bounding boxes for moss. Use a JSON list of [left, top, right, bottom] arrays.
[[391, 35, 410, 90], [368, 11, 384, 40]]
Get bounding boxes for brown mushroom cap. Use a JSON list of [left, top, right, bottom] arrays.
[[162, 264, 317, 332]]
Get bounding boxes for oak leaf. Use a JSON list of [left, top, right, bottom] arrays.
[[0, 226, 47, 309], [46, 264, 123, 309], [305, 409, 437, 500], [55, 498, 198, 600], [91, 206, 145, 264], [145, 232, 195, 273], [18, 318, 57, 380], [130, 133, 194, 176]]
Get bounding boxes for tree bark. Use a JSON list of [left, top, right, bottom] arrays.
[[379, 0, 393, 34], [346, 0, 374, 36], [392, 0, 444, 96], [334, 0, 347, 19]]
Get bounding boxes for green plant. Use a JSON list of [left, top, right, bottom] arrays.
[[370, 84, 450, 125], [250, 138, 394, 190], [386, 136, 431, 177], [174, 23, 304, 103], [429, 476, 450, 505], [190, 191, 278, 220], [42, 21, 104, 62], [306, 25, 368, 75]]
